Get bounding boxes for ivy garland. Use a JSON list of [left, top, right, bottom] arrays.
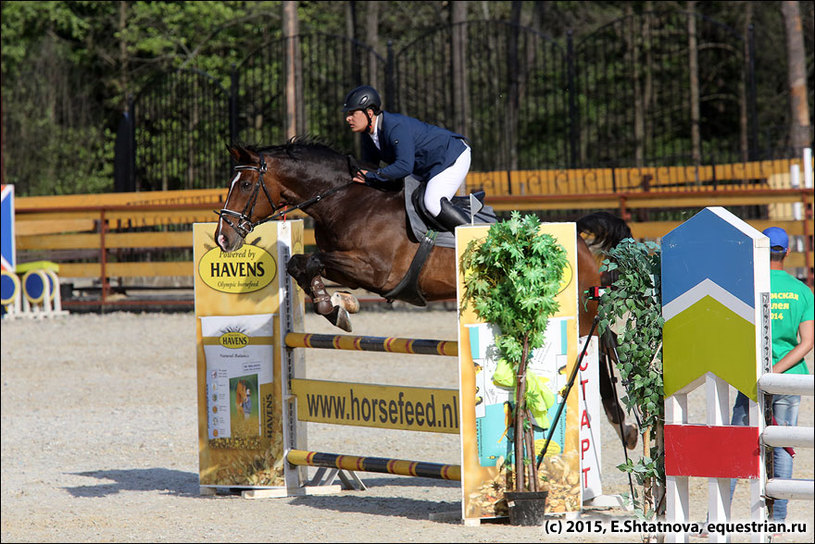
[[597, 238, 665, 520]]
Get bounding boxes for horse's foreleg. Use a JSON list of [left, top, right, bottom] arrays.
[[286, 253, 314, 296], [331, 291, 360, 314], [286, 253, 333, 315], [319, 250, 385, 331], [286, 253, 353, 332], [308, 276, 334, 315], [303, 253, 335, 315]]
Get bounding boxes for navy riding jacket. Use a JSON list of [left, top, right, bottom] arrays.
[[361, 111, 468, 184]]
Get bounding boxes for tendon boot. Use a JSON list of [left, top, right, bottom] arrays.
[[433, 197, 470, 233]]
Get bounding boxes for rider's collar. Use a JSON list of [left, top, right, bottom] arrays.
[[368, 112, 381, 135], [369, 114, 383, 150]]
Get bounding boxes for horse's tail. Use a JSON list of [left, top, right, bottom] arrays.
[[576, 211, 632, 254]]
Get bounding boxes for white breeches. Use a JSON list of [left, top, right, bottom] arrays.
[[423, 144, 471, 216]]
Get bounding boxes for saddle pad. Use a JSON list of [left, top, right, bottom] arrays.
[[403, 177, 498, 248]]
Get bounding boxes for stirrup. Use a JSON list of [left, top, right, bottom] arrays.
[[433, 197, 470, 233]]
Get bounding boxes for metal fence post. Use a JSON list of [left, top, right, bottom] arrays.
[[385, 41, 395, 111], [747, 24, 758, 161], [128, 95, 138, 192], [230, 65, 239, 145], [567, 30, 578, 169], [283, 2, 299, 140], [113, 108, 134, 193]]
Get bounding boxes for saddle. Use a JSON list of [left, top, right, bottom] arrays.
[[382, 176, 497, 306], [405, 176, 496, 249]]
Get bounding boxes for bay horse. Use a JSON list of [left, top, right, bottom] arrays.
[[214, 140, 637, 449]]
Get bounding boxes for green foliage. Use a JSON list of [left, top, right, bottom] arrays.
[[4, 123, 115, 195], [460, 212, 568, 371], [1, 1, 809, 195], [1, 1, 90, 77], [597, 238, 665, 519], [616, 455, 666, 520]]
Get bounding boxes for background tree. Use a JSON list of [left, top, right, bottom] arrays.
[[1, 1, 812, 196], [781, 0, 813, 155]]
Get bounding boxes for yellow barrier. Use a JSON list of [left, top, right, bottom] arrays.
[[464, 158, 804, 196]]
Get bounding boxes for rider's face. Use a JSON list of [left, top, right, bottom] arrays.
[[345, 109, 371, 133]]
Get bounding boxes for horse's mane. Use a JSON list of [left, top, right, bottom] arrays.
[[242, 136, 348, 162], [233, 137, 376, 187]]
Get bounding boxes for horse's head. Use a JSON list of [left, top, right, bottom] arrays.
[[216, 139, 360, 252], [235, 380, 247, 409], [215, 145, 285, 253]]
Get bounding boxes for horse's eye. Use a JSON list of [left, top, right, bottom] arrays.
[[240, 180, 253, 191]]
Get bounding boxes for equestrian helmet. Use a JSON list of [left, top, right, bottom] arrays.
[[342, 85, 381, 113]]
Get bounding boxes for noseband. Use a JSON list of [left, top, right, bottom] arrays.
[[216, 152, 284, 238], [216, 151, 356, 240]]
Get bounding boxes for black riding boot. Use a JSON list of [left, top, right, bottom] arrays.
[[433, 197, 470, 233]]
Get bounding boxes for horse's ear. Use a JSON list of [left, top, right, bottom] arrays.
[[227, 144, 242, 162]]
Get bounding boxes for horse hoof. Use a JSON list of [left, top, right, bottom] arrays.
[[326, 306, 353, 332], [331, 291, 360, 314], [315, 299, 334, 315]]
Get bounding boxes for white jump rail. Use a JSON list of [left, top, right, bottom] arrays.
[[758, 373, 814, 396], [759, 372, 814, 502]]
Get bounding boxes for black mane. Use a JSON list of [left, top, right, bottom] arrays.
[[244, 136, 347, 161]]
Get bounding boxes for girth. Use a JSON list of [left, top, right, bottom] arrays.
[[382, 230, 437, 306]]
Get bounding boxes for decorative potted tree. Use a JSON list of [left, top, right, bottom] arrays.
[[459, 212, 568, 525]]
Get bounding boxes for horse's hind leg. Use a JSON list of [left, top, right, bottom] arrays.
[[286, 253, 352, 332]]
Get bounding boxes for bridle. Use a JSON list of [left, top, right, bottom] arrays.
[[216, 151, 355, 240], [216, 152, 282, 239]]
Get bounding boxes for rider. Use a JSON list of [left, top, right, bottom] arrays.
[[342, 85, 472, 232]]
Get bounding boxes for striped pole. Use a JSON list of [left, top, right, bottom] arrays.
[[287, 449, 461, 481], [285, 332, 457, 357]]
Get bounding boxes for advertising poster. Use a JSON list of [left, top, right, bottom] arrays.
[[456, 223, 580, 521], [194, 220, 304, 490], [201, 314, 275, 443]]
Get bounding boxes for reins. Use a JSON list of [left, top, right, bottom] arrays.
[[264, 181, 355, 221], [216, 151, 355, 238]]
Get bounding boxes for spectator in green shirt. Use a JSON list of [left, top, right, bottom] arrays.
[[731, 226, 814, 522]]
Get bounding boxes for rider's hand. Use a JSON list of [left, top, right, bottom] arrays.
[[353, 169, 368, 184]]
